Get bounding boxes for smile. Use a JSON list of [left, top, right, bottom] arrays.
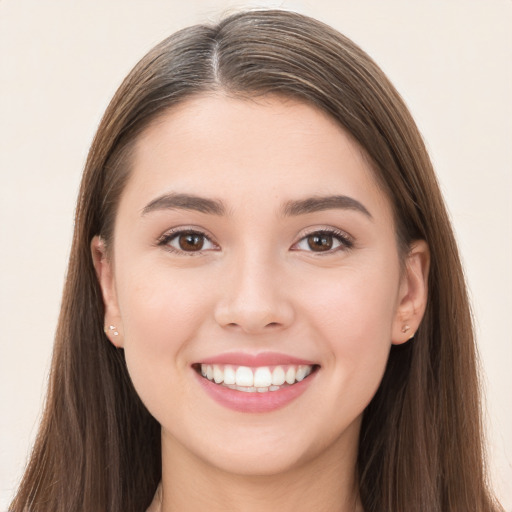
[[199, 364, 314, 393], [193, 355, 319, 413]]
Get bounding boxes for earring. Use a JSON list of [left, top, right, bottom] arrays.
[[401, 324, 416, 341], [104, 325, 119, 336]]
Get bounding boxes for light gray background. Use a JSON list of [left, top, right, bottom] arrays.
[[1, 0, 511, 509]]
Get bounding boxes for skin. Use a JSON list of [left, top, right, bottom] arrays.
[[92, 94, 429, 512]]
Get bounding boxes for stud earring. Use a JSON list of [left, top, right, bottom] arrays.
[[401, 324, 415, 341], [104, 325, 119, 336]]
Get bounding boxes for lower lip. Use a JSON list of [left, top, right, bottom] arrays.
[[194, 369, 317, 413]]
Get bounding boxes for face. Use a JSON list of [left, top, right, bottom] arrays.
[[94, 94, 428, 477]]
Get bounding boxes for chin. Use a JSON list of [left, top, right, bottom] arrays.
[[202, 442, 312, 477], [184, 417, 358, 479]]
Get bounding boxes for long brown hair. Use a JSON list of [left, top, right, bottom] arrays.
[[11, 10, 502, 512]]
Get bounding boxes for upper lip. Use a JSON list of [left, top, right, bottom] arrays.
[[196, 351, 318, 367]]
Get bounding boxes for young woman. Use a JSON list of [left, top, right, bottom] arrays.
[[10, 9, 503, 512]]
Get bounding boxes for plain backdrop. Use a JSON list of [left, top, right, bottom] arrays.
[[1, 0, 511, 509]]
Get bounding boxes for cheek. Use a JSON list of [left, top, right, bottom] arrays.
[[115, 265, 212, 412], [302, 258, 400, 342], [118, 264, 210, 350], [299, 261, 400, 402]]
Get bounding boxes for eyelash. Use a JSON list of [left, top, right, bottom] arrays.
[[292, 228, 354, 254], [157, 228, 218, 255], [157, 227, 354, 255]]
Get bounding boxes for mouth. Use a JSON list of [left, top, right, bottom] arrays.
[[192, 355, 319, 412], [193, 363, 319, 393]]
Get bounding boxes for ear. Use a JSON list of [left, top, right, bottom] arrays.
[[91, 236, 123, 348], [392, 240, 430, 345]]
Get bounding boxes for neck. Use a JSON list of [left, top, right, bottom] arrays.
[[159, 423, 363, 512]]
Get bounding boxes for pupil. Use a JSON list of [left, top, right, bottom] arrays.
[[179, 233, 203, 251], [308, 234, 333, 251]]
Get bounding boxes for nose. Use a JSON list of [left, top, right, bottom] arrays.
[[214, 252, 295, 334]]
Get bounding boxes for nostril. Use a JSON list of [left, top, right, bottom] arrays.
[[226, 321, 281, 329], [215, 299, 295, 333]]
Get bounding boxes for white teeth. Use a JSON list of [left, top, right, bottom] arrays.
[[271, 366, 286, 386], [199, 363, 314, 392], [285, 366, 296, 385], [253, 367, 272, 388], [223, 365, 236, 385], [296, 365, 310, 382], [213, 365, 223, 384], [233, 385, 255, 393], [236, 366, 254, 387]]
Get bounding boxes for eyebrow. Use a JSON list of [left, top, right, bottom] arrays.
[[141, 193, 226, 216], [141, 192, 372, 219], [282, 195, 372, 219]]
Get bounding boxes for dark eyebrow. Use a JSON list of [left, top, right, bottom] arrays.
[[141, 193, 226, 216], [282, 195, 372, 219]]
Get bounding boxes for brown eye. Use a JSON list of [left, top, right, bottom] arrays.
[[161, 230, 217, 253], [306, 233, 333, 252], [293, 229, 353, 253], [178, 233, 205, 251]]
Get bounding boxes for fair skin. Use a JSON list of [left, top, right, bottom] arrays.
[[92, 94, 429, 512]]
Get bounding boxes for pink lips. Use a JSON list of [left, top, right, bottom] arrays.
[[200, 352, 315, 367], [193, 351, 318, 413]]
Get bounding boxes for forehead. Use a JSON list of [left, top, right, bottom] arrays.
[[121, 93, 393, 222]]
